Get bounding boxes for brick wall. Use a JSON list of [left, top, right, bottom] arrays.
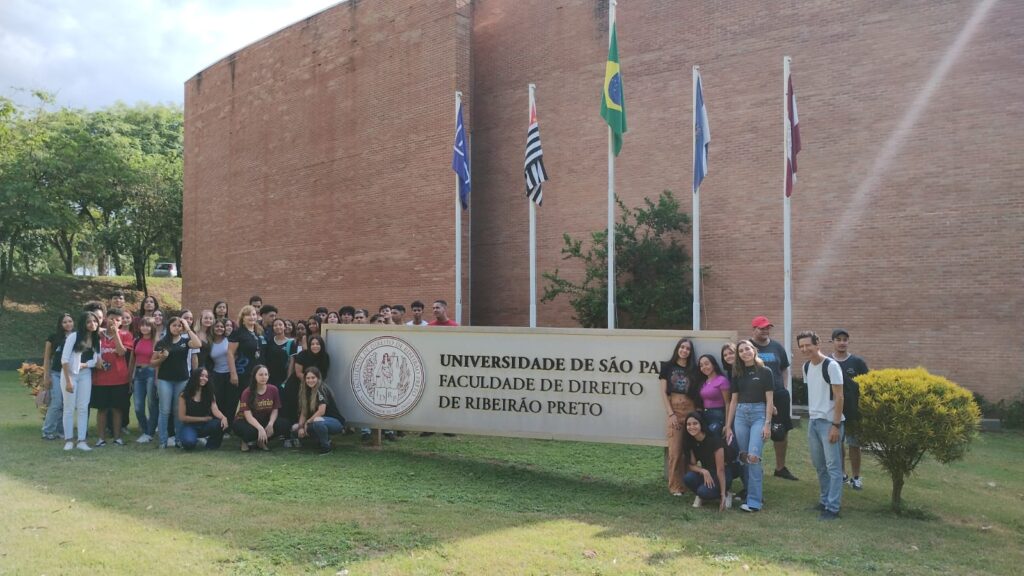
[[184, 0, 1023, 399], [183, 0, 472, 324]]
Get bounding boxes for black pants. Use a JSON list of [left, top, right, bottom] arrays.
[[213, 372, 239, 423], [232, 418, 291, 443]]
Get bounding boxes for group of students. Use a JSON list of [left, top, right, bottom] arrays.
[[659, 316, 869, 520], [40, 291, 460, 454]]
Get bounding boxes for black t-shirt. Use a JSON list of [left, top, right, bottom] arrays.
[[262, 337, 295, 386], [155, 336, 191, 382], [835, 354, 869, 386], [293, 349, 330, 379], [686, 431, 724, 470], [317, 387, 344, 422], [48, 333, 68, 372], [733, 365, 774, 404], [182, 391, 214, 418], [659, 362, 691, 395], [752, 339, 789, 391], [229, 327, 264, 376]]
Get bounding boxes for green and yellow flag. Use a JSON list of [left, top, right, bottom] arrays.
[[600, 23, 627, 156]]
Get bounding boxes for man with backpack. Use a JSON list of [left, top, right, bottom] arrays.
[[798, 331, 846, 520], [831, 328, 869, 490]]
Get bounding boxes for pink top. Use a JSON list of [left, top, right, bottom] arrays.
[[134, 338, 155, 366], [700, 374, 730, 409]]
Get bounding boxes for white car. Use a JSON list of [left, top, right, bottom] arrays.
[[153, 262, 177, 277]]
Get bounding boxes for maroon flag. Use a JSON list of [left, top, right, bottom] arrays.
[[786, 74, 801, 197]]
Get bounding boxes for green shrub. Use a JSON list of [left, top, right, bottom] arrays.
[[857, 367, 981, 512]]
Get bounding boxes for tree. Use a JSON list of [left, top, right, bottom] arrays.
[[856, 367, 981, 513], [542, 190, 692, 328]]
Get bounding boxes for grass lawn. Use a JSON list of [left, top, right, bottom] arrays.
[[1, 372, 1022, 575], [0, 274, 182, 364]]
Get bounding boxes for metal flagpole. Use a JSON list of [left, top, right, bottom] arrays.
[[782, 57, 793, 415], [606, 0, 617, 330], [455, 90, 463, 325], [529, 84, 538, 328], [692, 66, 701, 330]]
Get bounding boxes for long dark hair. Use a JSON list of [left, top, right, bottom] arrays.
[[54, 312, 74, 337], [158, 316, 184, 347], [72, 311, 100, 352], [139, 295, 159, 316], [248, 363, 270, 399], [301, 335, 331, 377], [680, 411, 711, 458], [183, 367, 213, 406], [666, 337, 696, 371], [691, 353, 724, 400], [720, 342, 736, 376]]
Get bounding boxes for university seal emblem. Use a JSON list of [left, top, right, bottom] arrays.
[[350, 336, 426, 419]]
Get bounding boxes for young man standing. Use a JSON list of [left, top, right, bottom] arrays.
[[390, 304, 406, 325], [798, 331, 845, 520], [249, 295, 263, 310], [353, 309, 368, 324], [259, 304, 278, 332], [429, 300, 459, 326], [750, 316, 798, 481], [831, 328, 869, 490], [406, 301, 429, 326]]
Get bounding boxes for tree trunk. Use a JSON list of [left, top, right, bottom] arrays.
[[112, 251, 123, 276], [97, 246, 108, 276], [891, 472, 905, 513], [51, 230, 74, 274], [132, 251, 148, 293], [174, 241, 182, 280]]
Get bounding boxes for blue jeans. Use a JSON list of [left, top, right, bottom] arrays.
[[733, 402, 767, 509], [704, 407, 726, 437], [179, 418, 225, 450], [683, 467, 734, 500], [157, 378, 187, 447], [42, 370, 64, 437], [305, 417, 344, 448], [808, 418, 844, 513], [132, 366, 158, 436]]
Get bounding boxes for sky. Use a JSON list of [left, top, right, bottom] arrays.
[[0, 0, 343, 109]]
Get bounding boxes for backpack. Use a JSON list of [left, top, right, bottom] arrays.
[[803, 358, 860, 421]]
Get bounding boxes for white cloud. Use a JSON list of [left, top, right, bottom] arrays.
[[0, 0, 343, 109]]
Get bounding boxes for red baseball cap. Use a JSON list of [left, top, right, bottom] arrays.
[[751, 316, 774, 328]]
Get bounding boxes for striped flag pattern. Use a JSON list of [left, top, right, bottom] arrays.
[[785, 73, 801, 197], [524, 93, 548, 205]]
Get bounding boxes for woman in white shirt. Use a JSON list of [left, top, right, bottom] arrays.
[[61, 311, 100, 451]]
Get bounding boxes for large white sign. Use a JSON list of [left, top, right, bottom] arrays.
[[323, 325, 735, 446]]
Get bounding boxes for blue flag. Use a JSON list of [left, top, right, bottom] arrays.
[[693, 72, 710, 193], [452, 100, 471, 210]]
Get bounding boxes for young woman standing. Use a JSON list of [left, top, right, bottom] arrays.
[[724, 340, 774, 512], [233, 365, 289, 451], [293, 367, 345, 454], [263, 318, 295, 389], [61, 311, 100, 451], [694, 354, 731, 435], [177, 368, 229, 450], [41, 313, 75, 440], [213, 301, 229, 323], [131, 295, 159, 337], [151, 316, 202, 448], [226, 305, 264, 425], [659, 337, 699, 496], [129, 317, 159, 443]]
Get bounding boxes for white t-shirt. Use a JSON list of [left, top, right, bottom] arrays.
[[406, 320, 429, 326], [805, 357, 845, 421]]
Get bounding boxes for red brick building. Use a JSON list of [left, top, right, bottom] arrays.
[[183, 0, 1023, 400]]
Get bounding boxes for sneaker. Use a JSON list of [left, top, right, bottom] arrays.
[[240, 441, 250, 452], [95, 439, 107, 447], [692, 496, 703, 508], [282, 439, 293, 448], [113, 438, 125, 446], [197, 438, 208, 449], [42, 433, 58, 440], [819, 510, 840, 521], [724, 492, 733, 509], [76, 442, 92, 451], [167, 436, 176, 448], [319, 444, 333, 455], [843, 474, 850, 484], [64, 441, 74, 451], [136, 434, 153, 444], [739, 504, 760, 513], [850, 476, 863, 490], [671, 492, 684, 497], [774, 467, 799, 481]]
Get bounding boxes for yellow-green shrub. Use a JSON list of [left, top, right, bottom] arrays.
[[857, 367, 981, 512]]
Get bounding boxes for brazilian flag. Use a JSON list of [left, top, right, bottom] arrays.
[[600, 24, 627, 156]]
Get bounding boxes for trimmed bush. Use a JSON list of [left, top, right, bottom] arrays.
[[857, 367, 981, 512]]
